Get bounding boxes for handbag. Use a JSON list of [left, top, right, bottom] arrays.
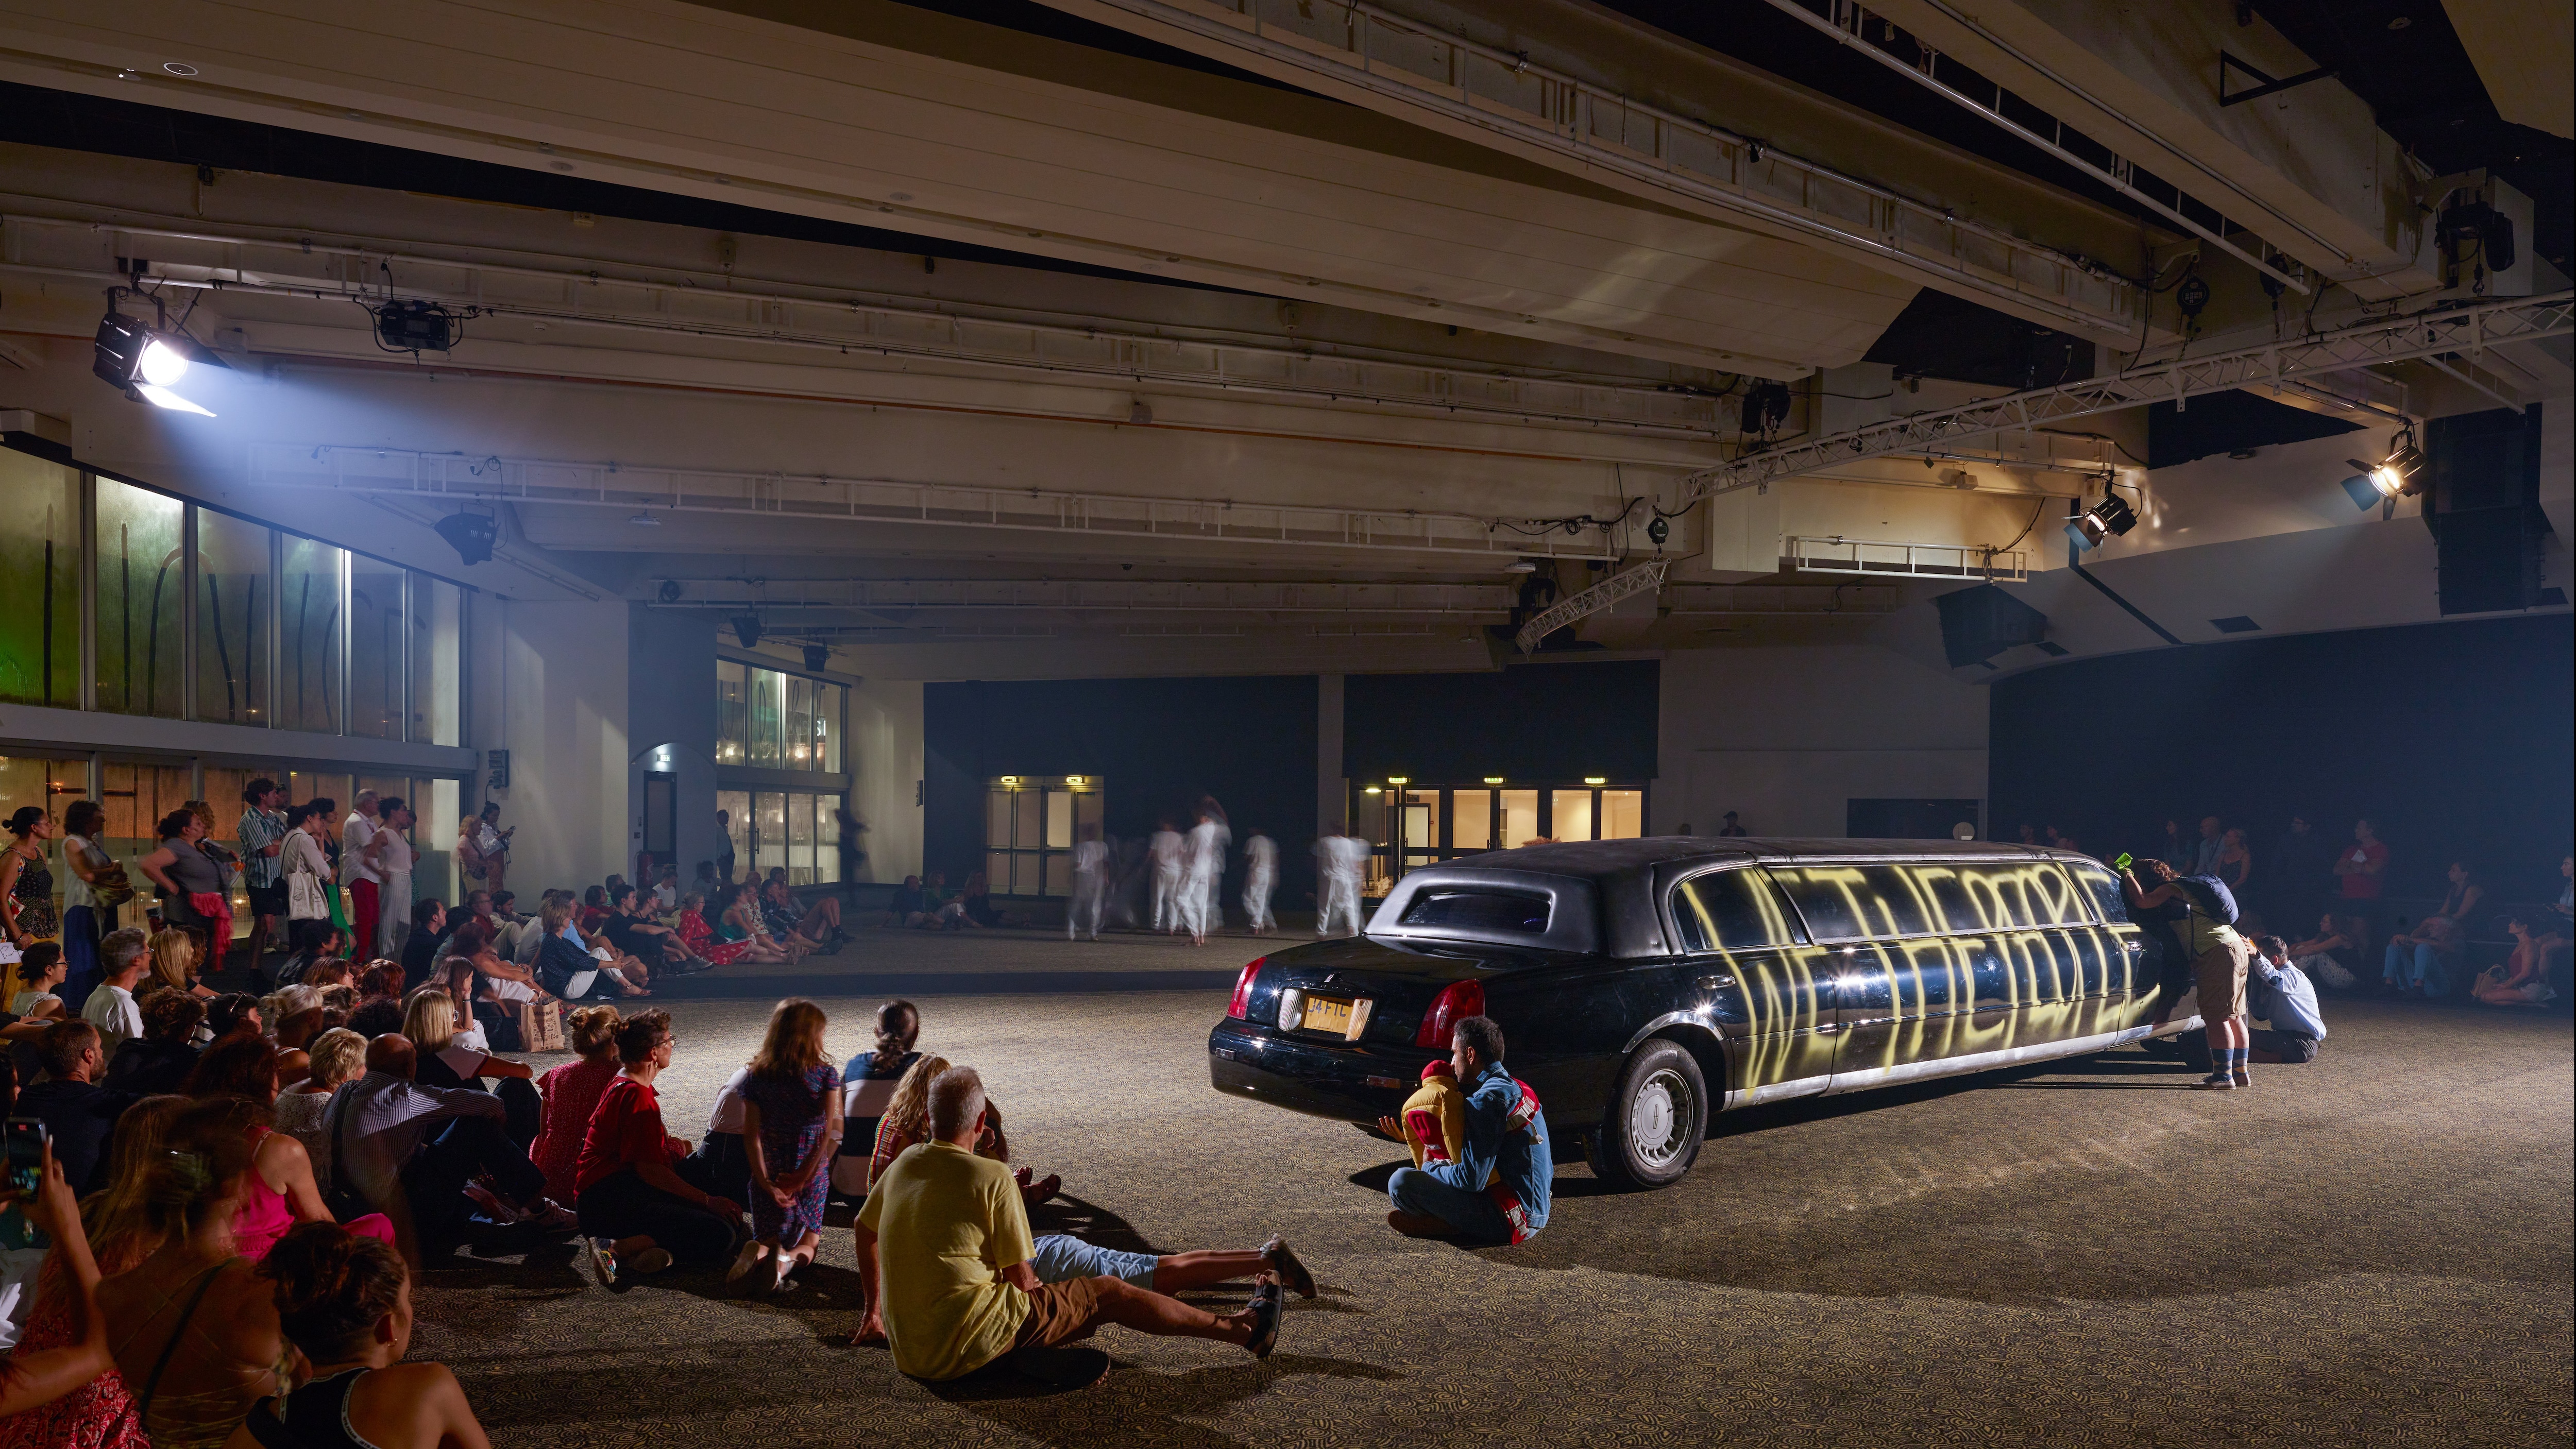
[[509, 998, 567, 1053], [287, 868, 330, 922]]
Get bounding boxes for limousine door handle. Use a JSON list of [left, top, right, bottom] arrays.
[[1697, 974, 1734, 991]]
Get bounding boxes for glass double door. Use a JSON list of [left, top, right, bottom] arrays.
[[1359, 782, 1647, 887]]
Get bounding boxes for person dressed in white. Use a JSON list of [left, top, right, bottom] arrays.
[[1315, 832, 1366, 937], [1148, 823, 1187, 934], [1241, 832, 1278, 935], [373, 796, 418, 959], [1198, 796, 1232, 933], [1067, 825, 1110, 942], [1179, 813, 1223, 945]]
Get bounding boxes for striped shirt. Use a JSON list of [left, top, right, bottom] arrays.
[[236, 807, 289, 888]]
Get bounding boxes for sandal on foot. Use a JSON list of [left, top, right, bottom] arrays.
[[1243, 1280, 1283, 1360], [1261, 1235, 1316, 1299], [725, 1240, 769, 1290]]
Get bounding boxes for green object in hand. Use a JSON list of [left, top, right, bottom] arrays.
[[2111, 852, 2134, 871]]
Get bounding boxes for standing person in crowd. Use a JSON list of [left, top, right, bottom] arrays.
[[105, 991, 206, 1095], [715, 808, 737, 887], [371, 798, 416, 960], [1717, 811, 1749, 838], [80, 928, 153, 1056], [2334, 819, 2388, 906], [1148, 821, 1185, 934], [1198, 796, 1233, 931], [2269, 815, 2332, 938], [1241, 831, 1278, 936], [2123, 858, 2250, 1090], [19, 1021, 140, 1195], [1383, 1016, 1552, 1244], [576, 1011, 743, 1288], [184, 1037, 396, 1260], [278, 804, 337, 953], [94, 1097, 291, 1448], [1, 808, 61, 956], [529, 1006, 624, 1206], [0, 1135, 111, 1425], [2244, 936, 2328, 1065], [228, 1223, 496, 1449], [728, 999, 842, 1295], [1179, 808, 1223, 946], [470, 802, 513, 901], [1314, 831, 1366, 937], [2474, 914, 2566, 1007], [2158, 819, 2193, 872], [2215, 827, 2255, 897], [341, 792, 384, 970], [57, 800, 126, 1013], [1067, 825, 1109, 943], [400, 899, 448, 992], [234, 779, 290, 980], [835, 808, 867, 910], [852, 1065, 1281, 1377], [836, 1000, 920, 1198], [138, 811, 232, 978]]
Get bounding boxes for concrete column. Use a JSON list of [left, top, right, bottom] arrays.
[[1317, 672, 1345, 835]]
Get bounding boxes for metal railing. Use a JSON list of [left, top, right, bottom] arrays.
[[1786, 535, 2028, 581]]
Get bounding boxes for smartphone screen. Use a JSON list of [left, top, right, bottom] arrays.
[[4, 1118, 49, 1195]]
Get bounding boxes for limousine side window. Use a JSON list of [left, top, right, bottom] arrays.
[[1672, 868, 1804, 952], [1768, 865, 1933, 942], [1398, 890, 1551, 934], [1907, 862, 2094, 932], [2063, 860, 2131, 925]]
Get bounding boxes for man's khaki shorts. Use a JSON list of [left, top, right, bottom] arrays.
[[2194, 940, 2249, 1022], [1013, 1275, 1110, 1349]]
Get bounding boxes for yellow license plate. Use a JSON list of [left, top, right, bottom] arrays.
[[1300, 995, 1359, 1037]]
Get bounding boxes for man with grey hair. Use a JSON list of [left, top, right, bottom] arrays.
[[853, 1065, 1284, 1379], [78, 927, 151, 1053]]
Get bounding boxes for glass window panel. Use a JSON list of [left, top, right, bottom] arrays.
[[788, 790, 815, 885], [1499, 790, 1540, 849], [812, 795, 840, 884], [986, 851, 1013, 893], [1402, 790, 1437, 852], [819, 685, 843, 773], [414, 778, 460, 904], [1551, 790, 1595, 843], [716, 661, 748, 766], [1013, 790, 1041, 855], [1600, 790, 1643, 840], [1672, 867, 1802, 952], [1074, 790, 1104, 837], [716, 790, 751, 876], [0, 453, 81, 707], [785, 675, 815, 770], [287, 772, 352, 813], [2065, 860, 2130, 924], [1044, 790, 1073, 849], [1043, 853, 1071, 896], [755, 792, 787, 876], [409, 573, 461, 745], [279, 535, 345, 734], [193, 510, 271, 726], [347, 554, 403, 739], [95, 479, 186, 718], [1449, 791, 1492, 851], [749, 669, 784, 768], [1771, 865, 1931, 941]]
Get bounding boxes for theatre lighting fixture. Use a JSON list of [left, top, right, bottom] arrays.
[[432, 510, 497, 567], [2341, 437, 2425, 509], [373, 298, 477, 356], [801, 644, 829, 672], [92, 290, 222, 416], [2063, 494, 2138, 551], [731, 613, 764, 649], [627, 510, 661, 527]]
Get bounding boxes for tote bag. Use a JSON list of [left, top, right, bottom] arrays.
[[286, 867, 331, 922]]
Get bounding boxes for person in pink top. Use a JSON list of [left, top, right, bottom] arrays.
[[183, 1036, 393, 1259], [529, 1005, 626, 1204]]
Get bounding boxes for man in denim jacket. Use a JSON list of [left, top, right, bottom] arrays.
[[1385, 1016, 1552, 1244]]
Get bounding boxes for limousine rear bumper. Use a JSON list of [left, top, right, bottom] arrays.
[[1207, 1019, 1438, 1123]]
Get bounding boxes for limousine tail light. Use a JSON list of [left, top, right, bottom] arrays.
[[1414, 978, 1485, 1048], [1228, 957, 1267, 1020]]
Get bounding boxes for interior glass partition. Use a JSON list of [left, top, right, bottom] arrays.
[[410, 573, 462, 746], [96, 479, 186, 718], [0, 453, 81, 707], [347, 554, 405, 739], [280, 536, 345, 735], [194, 510, 272, 726], [716, 661, 748, 765]]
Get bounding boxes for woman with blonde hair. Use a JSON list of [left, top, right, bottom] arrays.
[[862, 1056, 1058, 1208], [273, 1028, 368, 1174], [530, 1005, 622, 1203], [141, 928, 216, 1003], [727, 999, 842, 1294], [404, 987, 538, 1147]]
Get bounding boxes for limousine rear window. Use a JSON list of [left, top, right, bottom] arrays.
[[1673, 868, 1804, 952], [1398, 890, 1551, 934]]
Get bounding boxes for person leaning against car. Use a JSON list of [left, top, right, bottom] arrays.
[[2122, 859, 2251, 1092]]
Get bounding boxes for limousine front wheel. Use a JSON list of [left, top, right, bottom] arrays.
[[1590, 1041, 1707, 1189]]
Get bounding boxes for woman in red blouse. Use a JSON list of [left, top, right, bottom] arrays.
[[530, 1004, 624, 1204], [573, 1010, 743, 1286]]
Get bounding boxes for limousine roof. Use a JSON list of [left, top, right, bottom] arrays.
[[1367, 836, 2108, 959]]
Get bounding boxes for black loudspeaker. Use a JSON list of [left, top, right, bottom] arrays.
[[2426, 406, 2549, 616], [1935, 584, 2048, 667]]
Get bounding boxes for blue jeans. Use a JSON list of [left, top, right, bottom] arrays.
[[1387, 1166, 1519, 1245], [2382, 941, 2451, 997], [1030, 1234, 1157, 1287]]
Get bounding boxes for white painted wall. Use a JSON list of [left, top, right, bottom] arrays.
[[847, 675, 925, 882], [1656, 646, 1989, 838], [488, 600, 630, 894]]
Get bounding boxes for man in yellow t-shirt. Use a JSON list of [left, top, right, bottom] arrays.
[[853, 1065, 1284, 1379]]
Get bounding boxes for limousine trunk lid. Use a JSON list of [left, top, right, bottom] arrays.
[[1243, 935, 1570, 1048]]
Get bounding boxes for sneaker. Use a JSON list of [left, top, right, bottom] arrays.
[[2231, 1070, 2252, 1088], [528, 1199, 581, 1233], [1261, 1235, 1317, 1300], [2196, 1072, 2236, 1091], [588, 1237, 624, 1290], [463, 1182, 524, 1224], [725, 1240, 769, 1290]]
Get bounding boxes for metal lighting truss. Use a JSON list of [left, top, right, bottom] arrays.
[[252, 444, 1626, 561], [1514, 558, 1668, 652], [1, 213, 1731, 441], [1680, 291, 2576, 502], [1037, 0, 2143, 338]]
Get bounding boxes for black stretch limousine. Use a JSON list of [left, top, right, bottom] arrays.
[[1207, 838, 2198, 1187]]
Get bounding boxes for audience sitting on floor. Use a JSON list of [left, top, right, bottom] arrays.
[[837, 999, 921, 1198], [105, 989, 208, 1095], [725, 1000, 842, 1296], [7, 942, 66, 1022], [333, 1034, 572, 1258], [1384, 1016, 1553, 1245], [400, 898, 448, 992], [759, 878, 848, 955], [604, 885, 706, 975], [348, 962, 411, 1040], [2474, 915, 2566, 1007], [185, 1037, 398, 1262], [275, 1028, 369, 1179], [2245, 936, 2329, 1064], [575, 1011, 743, 1288], [79, 926, 151, 1055], [882, 875, 934, 929], [233, 1223, 495, 1449], [206, 992, 264, 1046], [2382, 910, 2465, 998], [530, 1006, 625, 1206], [0, 1130, 111, 1425], [20, 1021, 140, 1197], [140, 927, 216, 1004], [868, 1053, 1059, 1209], [2285, 913, 2363, 990], [707, 882, 806, 963], [674, 891, 779, 967], [404, 988, 541, 1148], [275, 920, 350, 988], [853, 1064, 1282, 1375]]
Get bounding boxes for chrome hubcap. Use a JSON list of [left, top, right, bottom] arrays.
[[1629, 1068, 1692, 1167]]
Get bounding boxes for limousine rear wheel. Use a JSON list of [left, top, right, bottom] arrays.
[[1590, 1041, 1707, 1189]]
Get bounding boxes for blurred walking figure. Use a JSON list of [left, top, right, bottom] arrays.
[[1197, 795, 1233, 933], [1180, 811, 1223, 945], [1315, 832, 1365, 937], [1067, 824, 1109, 941], [1148, 822, 1186, 933], [1241, 832, 1278, 935]]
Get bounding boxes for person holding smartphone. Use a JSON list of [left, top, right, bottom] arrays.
[[0, 1125, 113, 1418]]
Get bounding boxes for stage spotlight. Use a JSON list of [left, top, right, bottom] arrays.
[[433, 510, 497, 567], [802, 643, 831, 672], [732, 613, 764, 648], [375, 299, 467, 355], [92, 304, 219, 416], [2340, 441, 2425, 509], [2063, 494, 2138, 552]]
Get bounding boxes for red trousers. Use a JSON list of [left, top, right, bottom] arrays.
[[350, 879, 380, 962]]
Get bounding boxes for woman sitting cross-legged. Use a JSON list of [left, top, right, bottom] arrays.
[[223, 1222, 495, 1449], [183, 1036, 397, 1261], [674, 892, 788, 966], [529, 1005, 624, 1206], [574, 1010, 744, 1289], [726, 999, 842, 1295]]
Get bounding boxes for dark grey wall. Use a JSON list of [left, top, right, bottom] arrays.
[[626, 605, 720, 887]]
